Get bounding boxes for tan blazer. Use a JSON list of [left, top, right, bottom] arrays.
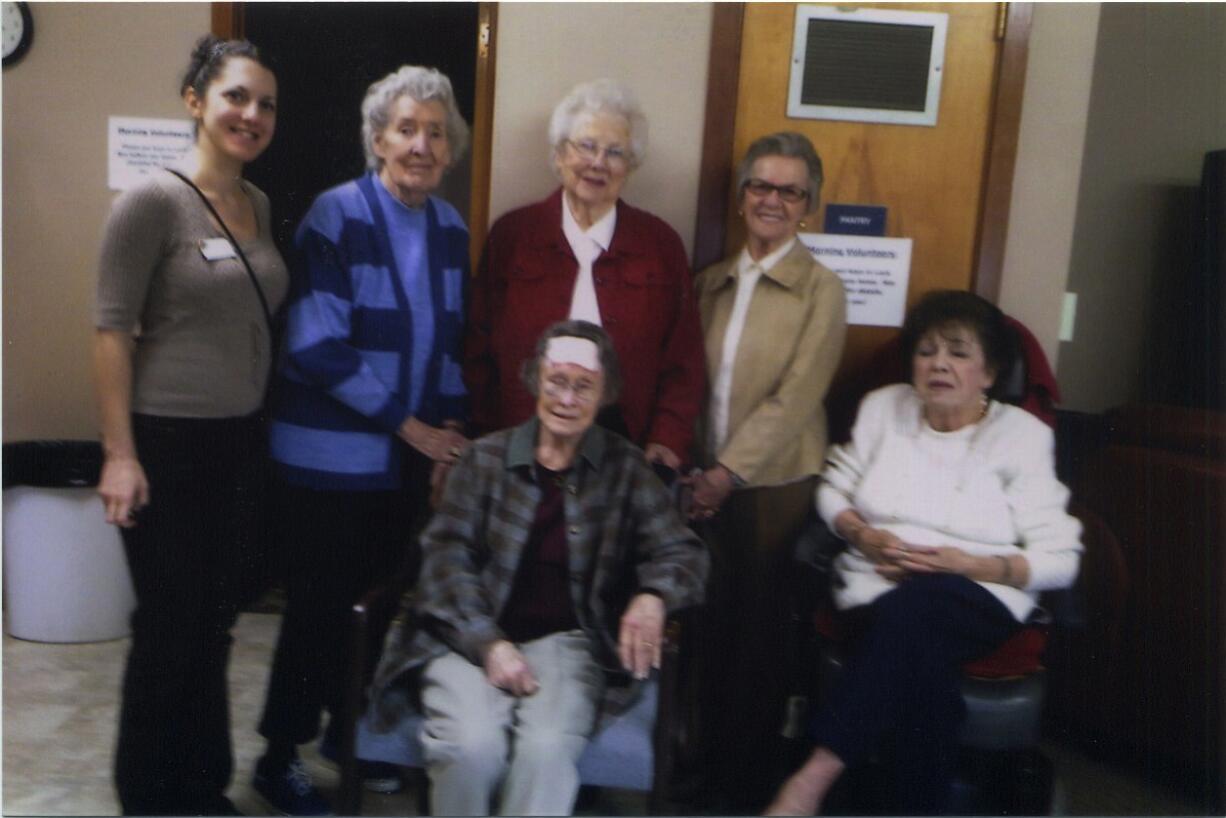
[[695, 240, 847, 487]]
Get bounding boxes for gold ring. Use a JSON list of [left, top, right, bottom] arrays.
[[449, 447, 461, 458]]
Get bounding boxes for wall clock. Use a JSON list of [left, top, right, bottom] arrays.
[[2, 1, 33, 68]]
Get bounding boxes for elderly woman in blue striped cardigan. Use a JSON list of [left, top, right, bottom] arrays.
[[253, 65, 472, 814]]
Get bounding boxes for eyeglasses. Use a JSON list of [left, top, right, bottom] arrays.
[[566, 139, 632, 168], [743, 178, 808, 204], [542, 374, 600, 404]]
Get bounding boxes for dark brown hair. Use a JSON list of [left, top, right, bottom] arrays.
[[899, 290, 1016, 400], [180, 34, 265, 99]]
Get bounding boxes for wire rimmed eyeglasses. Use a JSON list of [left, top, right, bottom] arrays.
[[542, 374, 601, 405], [565, 139, 632, 168]]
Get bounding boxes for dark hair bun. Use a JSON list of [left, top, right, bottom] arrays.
[[180, 34, 262, 98], [190, 34, 223, 63]]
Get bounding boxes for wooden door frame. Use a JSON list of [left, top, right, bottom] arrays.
[[690, 2, 1034, 304], [211, 1, 497, 267]]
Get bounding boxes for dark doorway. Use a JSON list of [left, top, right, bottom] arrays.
[[242, 2, 479, 257]]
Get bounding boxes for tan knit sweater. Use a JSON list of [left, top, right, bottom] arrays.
[[95, 171, 288, 418]]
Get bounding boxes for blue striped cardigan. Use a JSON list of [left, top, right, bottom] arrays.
[[269, 173, 469, 491]]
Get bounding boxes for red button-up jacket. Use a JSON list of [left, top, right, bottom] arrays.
[[465, 188, 706, 459]]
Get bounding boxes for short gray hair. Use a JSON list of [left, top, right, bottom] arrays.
[[547, 79, 648, 172], [735, 131, 824, 211], [361, 65, 470, 171], [520, 320, 623, 407]]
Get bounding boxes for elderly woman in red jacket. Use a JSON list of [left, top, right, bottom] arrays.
[[465, 79, 705, 469]]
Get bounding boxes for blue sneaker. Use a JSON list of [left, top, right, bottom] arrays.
[[252, 758, 334, 816]]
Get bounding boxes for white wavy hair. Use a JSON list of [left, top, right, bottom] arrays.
[[361, 65, 470, 171], [547, 79, 648, 173]]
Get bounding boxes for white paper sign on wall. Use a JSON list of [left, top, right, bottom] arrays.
[[798, 233, 913, 328], [108, 116, 193, 191]]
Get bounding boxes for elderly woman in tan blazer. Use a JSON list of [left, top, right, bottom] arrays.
[[690, 131, 846, 809]]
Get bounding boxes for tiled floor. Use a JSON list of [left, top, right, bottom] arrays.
[[2, 613, 427, 817], [2, 612, 1204, 816]]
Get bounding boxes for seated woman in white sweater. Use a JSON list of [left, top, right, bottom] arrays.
[[766, 290, 1082, 816]]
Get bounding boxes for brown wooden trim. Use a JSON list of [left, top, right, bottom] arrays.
[[972, 2, 1033, 303], [692, 3, 745, 272], [468, 3, 499, 269], [211, 2, 244, 39]]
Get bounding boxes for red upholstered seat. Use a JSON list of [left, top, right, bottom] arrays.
[[812, 609, 1048, 680], [962, 627, 1047, 679]]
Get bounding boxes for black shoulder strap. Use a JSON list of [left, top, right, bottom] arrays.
[[165, 168, 274, 331]]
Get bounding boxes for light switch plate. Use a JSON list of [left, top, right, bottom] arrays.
[[1059, 292, 1078, 342]]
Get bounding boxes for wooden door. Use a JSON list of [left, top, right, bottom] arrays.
[[704, 2, 1022, 383]]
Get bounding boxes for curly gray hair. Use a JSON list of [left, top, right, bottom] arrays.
[[361, 65, 470, 171], [735, 131, 824, 211], [547, 79, 648, 172]]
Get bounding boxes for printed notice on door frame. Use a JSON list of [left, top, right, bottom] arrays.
[[798, 233, 913, 327]]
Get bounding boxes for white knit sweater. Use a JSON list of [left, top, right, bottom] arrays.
[[817, 384, 1083, 621]]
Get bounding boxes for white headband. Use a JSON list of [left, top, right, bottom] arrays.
[[545, 336, 601, 372]]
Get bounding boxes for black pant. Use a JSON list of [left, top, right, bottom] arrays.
[[812, 573, 1022, 814], [698, 478, 817, 807], [257, 448, 431, 747], [114, 412, 266, 815]]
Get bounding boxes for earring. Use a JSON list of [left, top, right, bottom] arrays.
[[798, 220, 807, 229], [737, 209, 744, 216]]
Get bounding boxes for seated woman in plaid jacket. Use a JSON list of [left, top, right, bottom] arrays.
[[370, 320, 709, 816]]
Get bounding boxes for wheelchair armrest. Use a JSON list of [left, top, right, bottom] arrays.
[[1040, 587, 1085, 629], [793, 514, 846, 575], [790, 515, 846, 620]]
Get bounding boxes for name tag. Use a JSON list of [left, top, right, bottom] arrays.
[[199, 237, 237, 261]]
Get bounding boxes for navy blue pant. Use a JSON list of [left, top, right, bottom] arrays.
[[257, 448, 430, 747], [115, 413, 265, 815], [812, 574, 1022, 814]]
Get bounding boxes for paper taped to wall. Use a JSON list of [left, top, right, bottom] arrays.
[[108, 116, 193, 191]]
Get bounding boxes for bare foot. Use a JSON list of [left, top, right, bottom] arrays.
[[763, 769, 823, 816], [762, 747, 845, 816]]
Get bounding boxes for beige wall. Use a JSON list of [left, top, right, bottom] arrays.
[[1, 3, 714, 443], [486, 2, 712, 257], [2, 3, 210, 441], [9, 1, 1212, 441], [1056, 2, 1226, 412], [997, 3, 1101, 370]]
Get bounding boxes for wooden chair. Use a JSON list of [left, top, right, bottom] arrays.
[[333, 573, 695, 815]]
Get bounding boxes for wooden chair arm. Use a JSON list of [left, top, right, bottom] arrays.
[[650, 605, 703, 813], [336, 572, 413, 816]]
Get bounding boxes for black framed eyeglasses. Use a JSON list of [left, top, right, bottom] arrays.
[[743, 178, 808, 204]]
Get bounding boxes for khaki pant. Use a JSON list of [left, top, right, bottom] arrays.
[[419, 630, 605, 816]]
